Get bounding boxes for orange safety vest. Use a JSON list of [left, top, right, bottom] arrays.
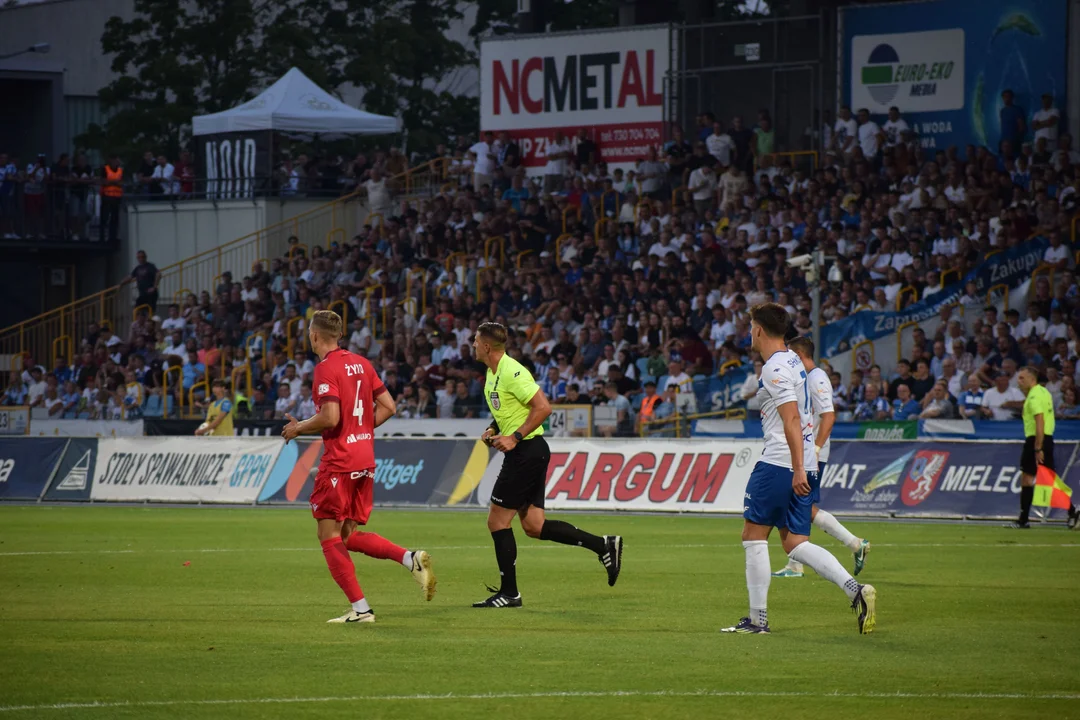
[[103, 166, 124, 198], [639, 394, 662, 420]]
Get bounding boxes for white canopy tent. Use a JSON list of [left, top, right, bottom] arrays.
[[192, 67, 398, 136]]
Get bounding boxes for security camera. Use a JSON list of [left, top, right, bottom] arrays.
[[787, 254, 813, 268]]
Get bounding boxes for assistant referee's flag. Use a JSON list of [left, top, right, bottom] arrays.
[[1033, 465, 1074, 509]]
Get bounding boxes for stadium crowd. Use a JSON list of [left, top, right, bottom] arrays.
[[4, 94, 1080, 433]]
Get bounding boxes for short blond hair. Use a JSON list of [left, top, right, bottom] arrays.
[[310, 310, 343, 339], [476, 322, 508, 347]]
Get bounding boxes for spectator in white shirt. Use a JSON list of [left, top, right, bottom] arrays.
[[1043, 231, 1069, 270], [687, 163, 717, 215], [1018, 304, 1048, 341], [980, 372, 1024, 420], [1044, 308, 1069, 343], [151, 155, 179, 196], [856, 108, 885, 160], [882, 106, 909, 147], [543, 131, 570, 194], [706, 122, 735, 167], [943, 176, 966, 206], [469, 130, 496, 192], [833, 105, 857, 156], [931, 225, 959, 256], [1032, 93, 1060, 145]]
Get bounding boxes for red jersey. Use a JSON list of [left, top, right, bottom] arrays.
[[312, 348, 386, 472]]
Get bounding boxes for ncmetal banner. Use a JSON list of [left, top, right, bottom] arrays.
[[480, 25, 669, 173]]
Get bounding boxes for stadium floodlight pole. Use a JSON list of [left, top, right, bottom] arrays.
[[0, 43, 51, 60]]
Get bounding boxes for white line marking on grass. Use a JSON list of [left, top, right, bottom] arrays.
[[2, 544, 1080, 561], [2, 688, 1079, 713]]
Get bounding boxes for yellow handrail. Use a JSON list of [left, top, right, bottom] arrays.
[[562, 205, 581, 233], [897, 321, 919, 362], [895, 285, 917, 311], [328, 299, 349, 327], [1031, 263, 1055, 293], [2, 158, 429, 367], [719, 359, 742, 375], [635, 201, 650, 222], [52, 335, 72, 370], [671, 186, 689, 210], [230, 364, 252, 398], [245, 331, 267, 373], [484, 236, 505, 268], [188, 380, 209, 419], [174, 288, 192, 304], [162, 364, 182, 418], [445, 252, 467, 273], [365, 213, 385, 237], [987, 283, 1009, 310], [516, 250, 535, 270], [555, 233, 574, 263], [326, 227, 345, 249], [287, 242, 308, 260], [594, 217, 617, 242], [10, 351, 27, 373], [364, 286, 388, 339], [286, 316, 304, 359], [940, 267, 960, 288], [133, 304, 151, 321]]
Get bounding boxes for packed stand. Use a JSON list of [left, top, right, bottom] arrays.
[[5, 91, 1080, 432]]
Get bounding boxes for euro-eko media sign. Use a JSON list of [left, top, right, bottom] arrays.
[[480, 26, 669, 172], [851, 29, 964, 113], [842, 0, 1066, 151]]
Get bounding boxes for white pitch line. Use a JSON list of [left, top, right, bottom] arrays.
[[0, 542, 1078, 557], [1, 688, 1078, 713]]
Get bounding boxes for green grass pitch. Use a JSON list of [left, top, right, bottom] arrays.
[[1, 506, 1078, 719]]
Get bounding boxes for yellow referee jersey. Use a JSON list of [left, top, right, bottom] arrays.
[[1022, 384, 1054, 438], [483, 354, 543, 439]]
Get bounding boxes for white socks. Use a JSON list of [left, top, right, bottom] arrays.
[[351, 597, 372, 613], [743, 540, 770, 626], [813, 510, 861, 551], [788, 542, 861, 600], [401, 550, 414, 569]]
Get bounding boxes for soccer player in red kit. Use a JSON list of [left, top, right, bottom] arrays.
[[282, 310, 436, 624]]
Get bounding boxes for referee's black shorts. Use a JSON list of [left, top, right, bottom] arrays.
[[1021, 435, 1055, 475], [490, 436, 550, 511]]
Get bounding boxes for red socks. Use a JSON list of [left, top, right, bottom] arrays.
[[345, 531, 407, 562], [320, 536, 364, 603]]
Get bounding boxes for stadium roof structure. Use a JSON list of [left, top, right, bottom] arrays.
[[192, 67, 399, 137]]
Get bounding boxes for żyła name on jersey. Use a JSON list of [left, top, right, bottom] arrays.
[[756, 349, 815, 470]]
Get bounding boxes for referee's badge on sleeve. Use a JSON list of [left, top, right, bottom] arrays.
[[490, 391, 501, 410]]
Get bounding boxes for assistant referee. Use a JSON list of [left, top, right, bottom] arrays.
[[1013, 366, 1078, 529], [472, 322, 623, 608]]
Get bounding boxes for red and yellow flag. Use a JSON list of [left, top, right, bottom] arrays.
[[1033, 465, 1074, 509]]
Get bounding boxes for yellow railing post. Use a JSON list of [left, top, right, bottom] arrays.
[[895, 286, 917, 311], [365, 213, 385, 237], [516, 250, 535, 270], [163, 364, 183, 418], [555, 233, 574, 263], [987, 283, 1009, 311], [364, 286, 388, 338], [133, 304, 151, 321], [174, 288, 192, 304], [328, 299, 348, 327], [286, 316, 305, 358], [287, 243, 308, 260], [484, 236, 505, 268], [188, 380, 209, 418], [326, 227, 345, 249], [897, 321, 919, 362], [562, 205, 581, 233]]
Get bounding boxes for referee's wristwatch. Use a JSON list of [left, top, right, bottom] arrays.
[[512, 431, 524, 443]]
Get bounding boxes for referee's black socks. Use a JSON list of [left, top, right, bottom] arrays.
[[490, 528, 519, 596], [1019, 485, 1034, 525], [540, 520, 606, 555]]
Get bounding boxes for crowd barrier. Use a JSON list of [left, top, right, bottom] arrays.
[[0, 436, 1073, 521]]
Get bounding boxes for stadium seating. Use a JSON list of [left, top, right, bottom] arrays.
[[3, 119, 1079, 433]]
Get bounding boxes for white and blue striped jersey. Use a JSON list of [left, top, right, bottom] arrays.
[[757, 349, 815, 470], [806, 366, 835, 463]]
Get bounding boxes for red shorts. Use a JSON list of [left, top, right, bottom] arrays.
[[310, 467, 374, 524]]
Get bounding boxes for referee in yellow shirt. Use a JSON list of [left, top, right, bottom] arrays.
[[1012, 366, 1078, 529], [472, 322, 624, 608]]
